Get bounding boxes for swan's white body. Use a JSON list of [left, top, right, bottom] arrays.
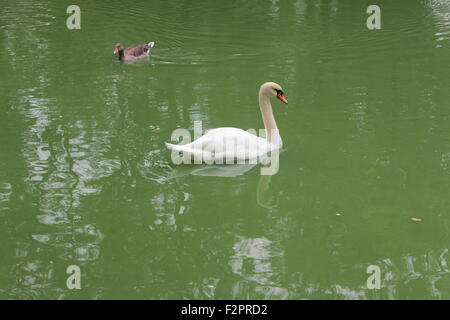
[[166, 82, 288, 163], [166, 127, 279, 162]]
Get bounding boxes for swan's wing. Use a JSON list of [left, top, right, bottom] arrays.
[[166, 128, 246, 151], [189, 128, 269, 149]]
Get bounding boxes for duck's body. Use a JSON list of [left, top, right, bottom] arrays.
[[113, 42, 155, 61], [166, 82, 288, 162]]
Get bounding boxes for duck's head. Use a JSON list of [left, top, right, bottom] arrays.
[[113, 43, 124, 55], [260, 82, 288, 104]]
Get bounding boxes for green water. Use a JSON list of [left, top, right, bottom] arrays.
[[1, 0, 450, 299]]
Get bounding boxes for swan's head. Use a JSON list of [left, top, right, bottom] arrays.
[[260, 82, 288, 104], [113, 43, 124, 55]]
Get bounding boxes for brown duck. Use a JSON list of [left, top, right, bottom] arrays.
[[113, 42, 155, 61]]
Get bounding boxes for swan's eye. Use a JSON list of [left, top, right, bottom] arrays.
[[274, 89, 283, 95]]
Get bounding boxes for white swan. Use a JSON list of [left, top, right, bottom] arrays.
[[165, 82, 288, 162]]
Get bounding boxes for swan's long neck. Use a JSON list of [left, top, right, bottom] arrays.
[[259, 90, 282, 146]]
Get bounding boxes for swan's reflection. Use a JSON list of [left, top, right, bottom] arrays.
[[168, 163, 256, 178], [256, 174, 281, 209], [167, 151, 281, 208]]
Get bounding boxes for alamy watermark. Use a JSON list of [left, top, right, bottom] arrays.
[[66, 5, 81, 30], [366, 5, 381, 30], [65, 4, 382, 31], [366, 265, 381, 289], [66, 265, 81, 289]]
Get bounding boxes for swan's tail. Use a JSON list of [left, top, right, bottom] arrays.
[[165, 142, 175, 150], [165, 142, 185, 151]]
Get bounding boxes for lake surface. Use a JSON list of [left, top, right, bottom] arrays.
[[1, 0, 450, 299]]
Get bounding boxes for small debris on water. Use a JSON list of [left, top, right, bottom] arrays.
[[411, 217, 422, 222], [336, 213, 342, 216]]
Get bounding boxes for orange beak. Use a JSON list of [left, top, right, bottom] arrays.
[[277, 92, 288, 104], [113, 47, 118, 55]]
